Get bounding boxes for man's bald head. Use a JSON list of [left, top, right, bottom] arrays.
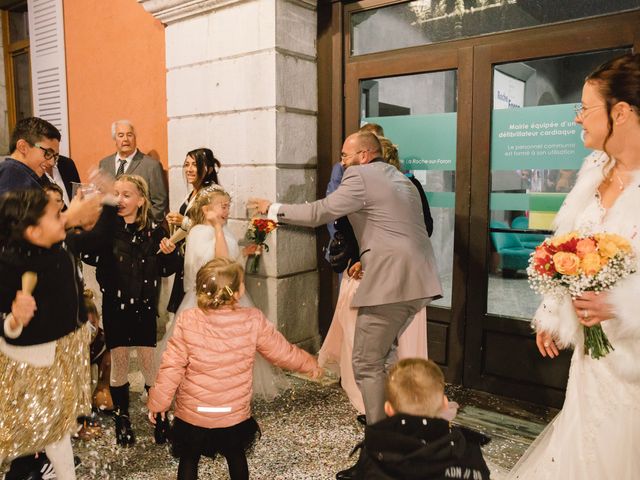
[[341, 131, 382, 167]]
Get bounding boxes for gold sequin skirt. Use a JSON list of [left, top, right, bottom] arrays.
[[0, 324, 91, 460]]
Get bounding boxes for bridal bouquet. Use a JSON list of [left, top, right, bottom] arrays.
[[527, 231, 636, 359], [245, 218, 277, 274]]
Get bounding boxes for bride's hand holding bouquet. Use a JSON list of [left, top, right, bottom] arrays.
[[528, 231, 636, 359]]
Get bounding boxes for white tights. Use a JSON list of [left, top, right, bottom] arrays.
[[44, 434, 75, 480], [109, 346, 157, 387], [1, 436, 75, 480]]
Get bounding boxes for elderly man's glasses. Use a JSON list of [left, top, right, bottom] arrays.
[[573, 103, 605, 118], [30, 142, 60, 164]]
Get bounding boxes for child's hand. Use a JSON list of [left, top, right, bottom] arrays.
[[158, 237, 176, 254], [11, 291, 36, 328], [242, 243, 262, 257], [308, 366, 324, 380], [166, 212, 184, 227], [148, 410, 165, 424], [348, 261, 363, 280]]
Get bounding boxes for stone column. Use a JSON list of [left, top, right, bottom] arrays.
[[139, 0, 320, 351]]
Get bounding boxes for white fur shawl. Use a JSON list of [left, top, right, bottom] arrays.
[[533, 151, 640, 380]]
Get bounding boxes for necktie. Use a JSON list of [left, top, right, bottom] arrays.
[[116, 159, 127, 177]]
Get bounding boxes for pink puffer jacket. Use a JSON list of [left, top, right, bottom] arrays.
[[148, 306, 317, 429]]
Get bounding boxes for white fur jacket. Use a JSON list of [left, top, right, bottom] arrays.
[[534, 151, 640, 381]]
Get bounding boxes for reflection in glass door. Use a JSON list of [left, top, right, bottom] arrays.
[[360, 70, 458, 308], [487, 49, 630, 320]]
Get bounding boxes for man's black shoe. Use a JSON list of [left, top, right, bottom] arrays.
[[356, 414, 366, 426], [335, 462, 358, 480]]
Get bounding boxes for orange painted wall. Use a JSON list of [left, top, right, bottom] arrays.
[[63, 0, 167, 181]]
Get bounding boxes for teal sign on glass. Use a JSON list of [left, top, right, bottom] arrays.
[[364, 113, 457, 171], [491, 104, 592, 170]]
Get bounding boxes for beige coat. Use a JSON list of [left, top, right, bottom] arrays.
[[148, 306, 317, 428], [277, 160, 442, 307]]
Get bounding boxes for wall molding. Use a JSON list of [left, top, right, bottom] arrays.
[[138, 0, 252, 24]]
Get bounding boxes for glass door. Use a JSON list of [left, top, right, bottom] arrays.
[[359, 70, 457, 309], [344, 24, 474, 381], [465, 18, 639, 406], [342, 2, 640, 403]]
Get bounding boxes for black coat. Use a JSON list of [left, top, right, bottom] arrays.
[[406, 173, 434, 237], [0, 239, 86, 346], [356, 415, 491, 480], [166, 199, 190, 313], [56, 155, 81, 200], [78, 211, 180, 349]]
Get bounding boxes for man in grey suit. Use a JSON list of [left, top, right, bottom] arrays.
[[250, 132, 441, 446], [99, 120, 168, 222]]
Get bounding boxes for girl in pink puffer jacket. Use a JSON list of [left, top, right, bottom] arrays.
[[148, 257, 321, 480]]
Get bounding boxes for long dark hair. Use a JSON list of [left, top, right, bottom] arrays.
[[0, 189, 49, 243], [586, 53, 640, 162], [186, 148, 221, 189]]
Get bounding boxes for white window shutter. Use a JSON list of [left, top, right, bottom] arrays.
[[27, 0, 69, 156]]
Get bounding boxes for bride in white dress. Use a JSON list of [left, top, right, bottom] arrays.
[[508, 53, 640, 479], [157, 186, 287, 399]]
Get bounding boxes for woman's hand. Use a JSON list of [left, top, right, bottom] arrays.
[[148, 410, 165, 424], [158, 237, 176, 255], [11, 291, 37, 329], [348, 261, 363, 280], [166, 212, 184, 227], [242, 243, 262, 257], [572, 291, 614, 327], [535, 330, 560, 358]]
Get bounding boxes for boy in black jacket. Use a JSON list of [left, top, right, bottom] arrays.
[[356, 358, 491, 480]]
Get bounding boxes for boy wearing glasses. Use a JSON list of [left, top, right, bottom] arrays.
[[0, 117, 61, 194]]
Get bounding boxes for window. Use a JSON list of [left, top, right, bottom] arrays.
[[2, 1, 32, 135]]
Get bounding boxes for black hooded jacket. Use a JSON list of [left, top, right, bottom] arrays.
[[356, 414, 491, 480]]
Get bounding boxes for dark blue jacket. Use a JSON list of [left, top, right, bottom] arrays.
[[0, 158, 44, 195]]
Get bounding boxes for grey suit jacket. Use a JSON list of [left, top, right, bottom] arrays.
[[100, 150, 168, 222], [277, 161, 442, 307]]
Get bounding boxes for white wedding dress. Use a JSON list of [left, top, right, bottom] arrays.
[[508, 167, 640, 479], [156, 224, 288, 399]]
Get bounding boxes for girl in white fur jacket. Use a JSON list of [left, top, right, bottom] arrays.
[[509, 53, 640, 480]]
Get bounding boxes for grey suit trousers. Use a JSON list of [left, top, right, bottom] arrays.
[[352, 298, 430, 424]]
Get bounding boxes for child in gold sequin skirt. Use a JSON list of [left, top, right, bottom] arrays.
[[0, 189, 91, 480]]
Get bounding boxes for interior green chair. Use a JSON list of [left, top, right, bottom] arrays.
[[511, 215, 548, 249], [489, 220, 534, 274]]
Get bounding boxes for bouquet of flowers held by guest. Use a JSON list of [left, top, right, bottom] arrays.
[[528, 231, 637, 359], [245, 218, 277, 274]]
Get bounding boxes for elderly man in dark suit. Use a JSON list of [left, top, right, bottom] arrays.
[[99, 120, 168, 222], [250, 131, 442, 479]]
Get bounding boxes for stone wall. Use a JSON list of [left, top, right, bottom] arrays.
[[139, 0, 320, 350]]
